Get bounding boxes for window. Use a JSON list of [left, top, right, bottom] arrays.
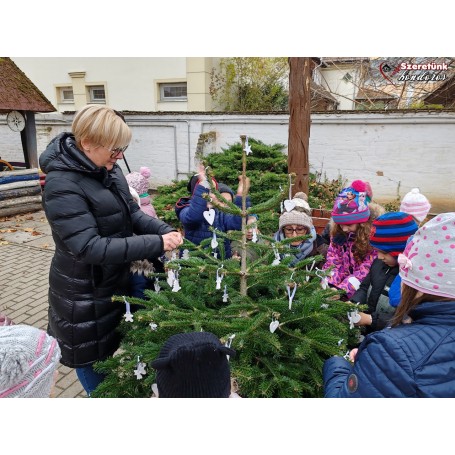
[[59, 87, 74, 103], [88, 85, 106, 103], [159, 82, 187, 101]]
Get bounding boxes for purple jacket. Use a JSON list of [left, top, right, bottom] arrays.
[[322, 233, 377, 299]]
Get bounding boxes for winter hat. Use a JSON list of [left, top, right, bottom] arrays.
[[218, 183, 235, 201], [279, 209, 314, 231], [0, 314, 14, 326], [292, 192, 311, 215], [151, 331, 235, 398], [187, 174, 219, 195], [398, 212, 455, 299], [400, 188, 431, 223], [331, 179, 372, 225], [0, 325, 61, 398], [369, 212, 419, 257], [125, 167, 151, 197]]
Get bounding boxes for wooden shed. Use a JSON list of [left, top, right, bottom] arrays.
[[0, 57, 56, 216]]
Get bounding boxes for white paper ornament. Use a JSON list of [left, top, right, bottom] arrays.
[[284, 200, 296, 212], [222, 285, 229, 303], [225, 334, 235, 361], [347, 310, 361, 329], [124, 312, 134, 322], [171, 251, 177, 261], [182, 249, 190, 259], [123, 297, 133, 322], [134, 358, 147, 380], [286, 283, 297, 310], [243, 136, 252, 155], [154, 278, 161, 293], [252, 228, 258, 243], [149, 322, 158, 331], [320, 303, 329, 309], [211, 230, 218, 249], [203, 208, 215, 225], [167, 270, 175, 287], [337, 339, 344, 346], [216, 266, 224, 290], [269, 319, 279, 333]]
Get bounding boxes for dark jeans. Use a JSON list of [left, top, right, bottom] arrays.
[[76, 365, 106, 397]]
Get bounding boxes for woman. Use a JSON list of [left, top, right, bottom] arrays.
[[39, 105, 183, 396], [323, 212, 455, 397]]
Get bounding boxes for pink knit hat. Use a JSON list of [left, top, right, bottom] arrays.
[[125, 167, 151, 196], [398, 212, 455, 298], [400, 188, 431, 223]]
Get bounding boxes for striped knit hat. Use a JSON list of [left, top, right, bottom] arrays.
[[332, 180, 372, 225], [400, 188, 431, 223], [0, 325, 61, 398], [369, 212, 419, 257]]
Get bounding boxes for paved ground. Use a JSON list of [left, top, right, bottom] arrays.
[[0, 209, 86, 398]]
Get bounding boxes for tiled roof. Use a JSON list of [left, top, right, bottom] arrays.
[[0, 57, 55, 113], [356, 86, 396, 100]]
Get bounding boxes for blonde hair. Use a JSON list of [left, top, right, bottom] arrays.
[[330, 202, 385, 262], [72, 105, 132, 151]]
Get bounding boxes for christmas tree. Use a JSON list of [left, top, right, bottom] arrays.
[[92, 136, 362, 398]]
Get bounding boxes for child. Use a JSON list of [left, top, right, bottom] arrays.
[[273, 192, 327, 267], [399, 187, 431, 225], [175, 166, 251, 259], [388, 188, 432, 307], [322, 179, 384, 300], [323, 212, 455, 398], [150, 331, 237, 398], [349, 212, 419, 334], [126, 167, 164, 299], [125, 166, 157, 218], [0, 324, 61, 397]]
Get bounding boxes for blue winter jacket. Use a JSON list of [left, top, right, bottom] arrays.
[[175, 184, 250, 258], [323, 300, 455, 397]]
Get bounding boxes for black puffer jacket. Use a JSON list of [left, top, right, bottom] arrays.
[[40, 133, 175, 368]]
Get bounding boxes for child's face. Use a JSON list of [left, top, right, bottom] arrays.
[[340, 224, 358, 234], [376, 250, 398, 267], [283, 224, 308, 246]]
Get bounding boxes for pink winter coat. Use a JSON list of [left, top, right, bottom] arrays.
[[139, 195, 157, 218], [322, 233, 377, 299]]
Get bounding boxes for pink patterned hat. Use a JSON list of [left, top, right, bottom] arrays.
[[398, 212, 455, 298]]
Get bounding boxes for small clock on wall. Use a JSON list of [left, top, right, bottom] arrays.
[[6, 110, 26, 132]]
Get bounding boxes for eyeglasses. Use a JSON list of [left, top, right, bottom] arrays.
[[283, 226, 308, 235], [101, 144, 129, 158]]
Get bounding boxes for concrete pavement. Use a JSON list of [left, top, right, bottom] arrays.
[[0, 209, 85, 398]]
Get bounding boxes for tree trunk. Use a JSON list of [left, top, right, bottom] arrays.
[[287, 57, 311, 196]]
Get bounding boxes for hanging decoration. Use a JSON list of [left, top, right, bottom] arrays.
[[134, 356, 147, 380], [123, 296, 134, 322], [222, 285, 229, 303], [243, 136, 252, 155], [283, 174, 295, 212]]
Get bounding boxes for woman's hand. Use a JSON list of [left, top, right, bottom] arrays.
[[162, 232, 183, 251]]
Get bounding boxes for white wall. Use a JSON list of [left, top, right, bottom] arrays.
[[1, 111, 454, 212]]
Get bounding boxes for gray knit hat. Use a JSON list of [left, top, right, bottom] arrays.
[[279, 210, 314, 231], [0, 325, 61, 398]]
